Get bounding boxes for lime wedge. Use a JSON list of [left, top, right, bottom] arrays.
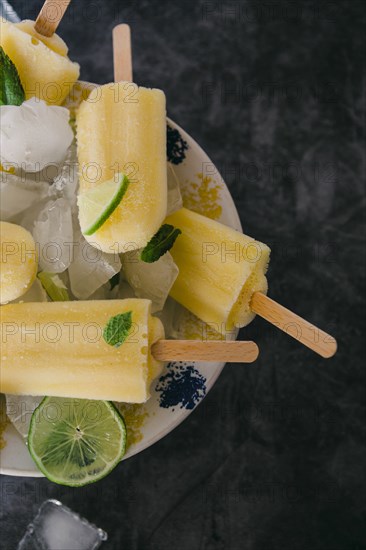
[[28, 397, 127, 486], [78, 173, 129, 236], [38, 272, 70, 302]]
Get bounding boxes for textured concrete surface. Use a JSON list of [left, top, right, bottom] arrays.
[[1, 0, 365, 549]]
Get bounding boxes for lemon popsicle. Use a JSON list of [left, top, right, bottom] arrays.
[[166, 209, 337, 358], [77, 82, 167, 253], [165, 208, 270, 331], [0, 299, 164, 402], [0, 221, 38, 304], [0, 19, 80, 105]]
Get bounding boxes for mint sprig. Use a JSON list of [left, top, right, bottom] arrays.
[[140, 224, 181, 263], [0, 47, 25, 106], [109, 273, 120, 291], [38, 272, 70, 302], [103, 311, 133, 348]]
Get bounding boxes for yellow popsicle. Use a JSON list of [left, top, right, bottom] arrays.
[[77, 82, 167, 253], [0, 19, 80, 105], [0, 221, 38, 304], [0, 299, 165, 403], [166, 208, 270, 331]]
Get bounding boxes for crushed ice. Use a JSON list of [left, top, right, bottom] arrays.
[[0, 98, 74, 172]]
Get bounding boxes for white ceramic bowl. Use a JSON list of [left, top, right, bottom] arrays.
[[0, 84, 242, 478]]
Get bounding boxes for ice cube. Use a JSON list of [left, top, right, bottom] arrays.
[[33, 198, 74, 273], [167, 163, 183, 215], [68, 230, 121, 300], [15, 197, 49, 234], [17, 500, 107, 550], [86, 287, 109, 301], [0, 98, 74, 173], [48, 142, 79, 208], [17, 529, 39, 550], [0, 170, 49, 191], [0, 173, 49, 221], [156, 296, 187, 338], [87, 280, 119, 301], [6, 394, 44, 439], [122, 251, 179, 313], [117, 275, 137, 300]]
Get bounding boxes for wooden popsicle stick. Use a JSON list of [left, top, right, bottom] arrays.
[[34, 0, 71, 37], [113, 24, 133, 83], [152, 340, 259, 363], [251, 292, 337, 359]]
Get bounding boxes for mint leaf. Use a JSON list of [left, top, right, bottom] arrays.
[[38, 272, 70, 302], [140, 224, 181, 263], [103, 311, 132, 348], [0, 47, 25, 106], [109, 273, 120, 291]]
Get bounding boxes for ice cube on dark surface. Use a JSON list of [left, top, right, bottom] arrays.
[[17, 500, 107, 550]]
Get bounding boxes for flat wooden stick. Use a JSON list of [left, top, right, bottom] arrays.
[[34, 0, 71, 37], [251, 292, 337, 358], [113, 24, 133, 83], [152, 340, 259, 363]]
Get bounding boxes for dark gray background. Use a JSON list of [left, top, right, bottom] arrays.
[[1, 0, 365, 548]]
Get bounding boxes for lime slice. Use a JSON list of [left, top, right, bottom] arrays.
[[78, 173, 129, 236], [38, 272, 70, 302], [28, 397, 127, 487]]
